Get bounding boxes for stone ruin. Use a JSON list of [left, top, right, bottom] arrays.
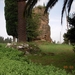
[[5, 42, 55, 56], [33, 6, 52, 42], [5, 43, 41, 55]]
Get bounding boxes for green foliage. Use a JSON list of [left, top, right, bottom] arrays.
[[26, 14, 39, 41], [4, 37, 12, 43], [28, 42, 41, 54], [0, 44, 74, 75], [0, 36, 12, 43], [73, 45, 75, 53], [63, 13, 75, 44], [5, 0, 18, 38], [38, 43, 73, 54], [63, 34, 69, 44], [0, 36, 4, 43], [28, 42, 75, 74]]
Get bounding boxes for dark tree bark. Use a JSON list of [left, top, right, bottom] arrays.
[[18, 1, 26, 42]]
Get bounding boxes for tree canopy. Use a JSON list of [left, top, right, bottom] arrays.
[[26, 15, 39, 41], [5, 0, 18, 38], [63, 13, 75, 44], [5, 0, 39, 42]]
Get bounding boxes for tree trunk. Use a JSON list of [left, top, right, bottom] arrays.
[[18, 1, 26, 42]]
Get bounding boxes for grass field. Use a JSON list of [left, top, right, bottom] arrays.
[[27, 42, 75, 71], [0, 42, 75, 74]]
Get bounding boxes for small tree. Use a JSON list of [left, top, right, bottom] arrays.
[[26, 14, 39, 41]]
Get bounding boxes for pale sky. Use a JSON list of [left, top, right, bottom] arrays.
[[0, 0, 75, 43]]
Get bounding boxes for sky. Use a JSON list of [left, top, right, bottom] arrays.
[[0, 0, 75, 43]]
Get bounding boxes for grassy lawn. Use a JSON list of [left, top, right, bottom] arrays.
[[0, 42, 75, 74], [27, 42, 75, 71], [1, 43, 75, 74]]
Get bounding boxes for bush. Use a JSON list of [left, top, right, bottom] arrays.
[[0, 58, 74, 75], [28, 43, 41, 54]]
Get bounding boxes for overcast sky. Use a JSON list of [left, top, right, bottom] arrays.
[[0, 0, 75, 43]]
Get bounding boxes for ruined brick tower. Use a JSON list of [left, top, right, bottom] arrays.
[[33, 6, 52, 42]]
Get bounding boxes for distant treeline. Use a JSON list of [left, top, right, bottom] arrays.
[[0, 36, 12, 43]]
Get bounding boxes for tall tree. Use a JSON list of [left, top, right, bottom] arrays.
[[63, 13, 75, 44], [5, 0, 27, 42], [5, 0, 38, 42], [5, 0, 18, 41]]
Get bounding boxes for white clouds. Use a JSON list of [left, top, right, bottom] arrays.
[[0, 11, 7, 37], [49, 13, 67, 43], [0, 0, 4, 11], [71, 1, 75, 13], [0, 0, 10, 38], [50, 18, 60, 23], [36, 0, 48, 6]]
